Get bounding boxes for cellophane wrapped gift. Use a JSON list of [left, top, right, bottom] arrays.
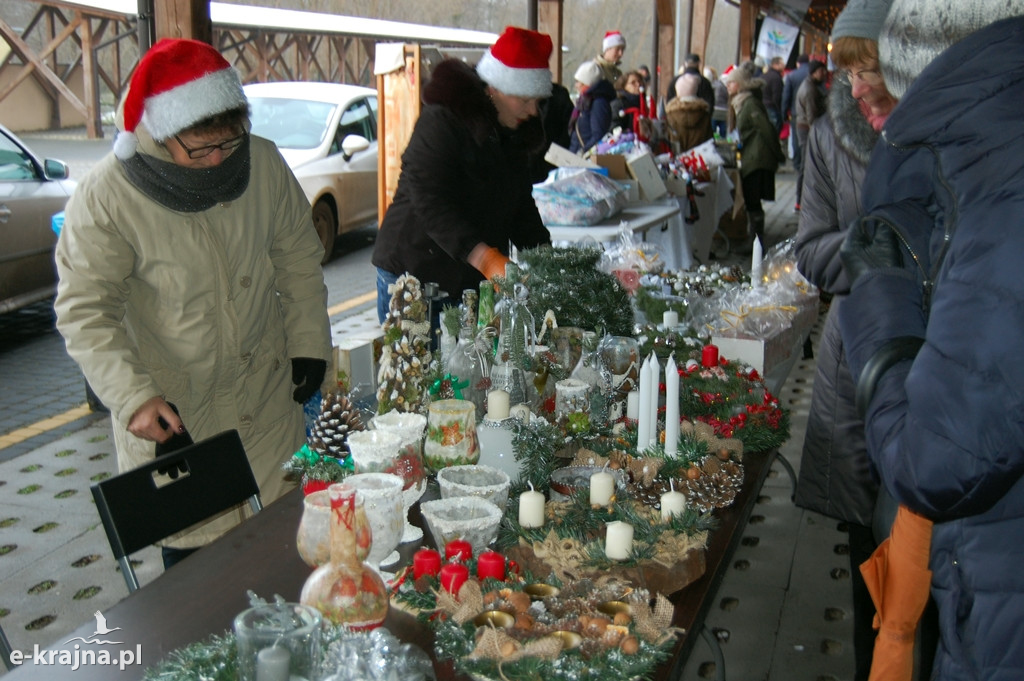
[[320, 627, 434, 681], [596, 226, 666, 293], [533, 168, 628, 226]]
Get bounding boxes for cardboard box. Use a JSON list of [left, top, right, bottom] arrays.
[[625, 150, 668, 200], [711, 300, 818, 377], [663, 175, 688, 197], [594, 154, 630, 180], [545, 143, 600, 169]]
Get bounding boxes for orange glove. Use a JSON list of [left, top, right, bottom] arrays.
[[860, 505, 934, 681], [468, 245, 510, 281]]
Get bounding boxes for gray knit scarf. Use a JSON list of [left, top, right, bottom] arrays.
[[119, 134, 251, 212]]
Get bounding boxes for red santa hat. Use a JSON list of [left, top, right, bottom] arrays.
[[602, 30, 627, 52], [476, 26, 553, 98], [114, 38, 247, 159]]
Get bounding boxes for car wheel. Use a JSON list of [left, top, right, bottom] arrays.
[[311, 199, 337, 265]]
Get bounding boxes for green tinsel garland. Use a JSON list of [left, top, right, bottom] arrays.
[[513, 246, 634, 337]]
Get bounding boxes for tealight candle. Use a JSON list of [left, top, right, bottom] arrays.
[[589, 468, 615, 506], [519, 482, 545, 528], [477, 550, 506, 581], [413, 548, 441, 579], [487, 389, 511, 421], [256, 645, 290, 681], [440, 562, 469, 594], [626, 391, 640, 420], [444, 539, 472, 562], [701, 344, 719, 368], [660, 481, 687, 522], [662, 310, 679, 328], [605, 521, 634, 561]]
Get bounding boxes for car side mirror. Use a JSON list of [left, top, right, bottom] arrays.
[[341, 135, 370, 162], [43, 159, 70, 180]]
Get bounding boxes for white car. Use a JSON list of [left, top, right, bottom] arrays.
[[0, 123, 76, 314], [245, 82, 379, 263]]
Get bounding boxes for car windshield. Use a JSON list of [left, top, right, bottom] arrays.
[[247, 97, 337, 150]]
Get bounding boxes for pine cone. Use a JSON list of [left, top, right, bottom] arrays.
[[308, 391, 365, 457], [681, 457, 744, 513]]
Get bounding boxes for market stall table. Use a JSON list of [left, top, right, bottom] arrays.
[[2, 451, 774, 681], [545, 166, 733, 271]]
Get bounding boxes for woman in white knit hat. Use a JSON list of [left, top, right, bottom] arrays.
[[54, 38, 332, 568], [372, 26, 553, 327]]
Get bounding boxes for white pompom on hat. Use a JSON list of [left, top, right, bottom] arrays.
[[602, 30, 627, 52], [114, 38, 247, 160], [476, 26, 553, 99]]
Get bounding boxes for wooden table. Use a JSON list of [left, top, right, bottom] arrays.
[[3, 451, 773, 680]]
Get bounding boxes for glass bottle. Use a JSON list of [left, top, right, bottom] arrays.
[[300, 483, 388, 630], [570, 331, 612, 424]]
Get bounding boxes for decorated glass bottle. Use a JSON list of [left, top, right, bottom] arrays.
[[300, 483, 388, 630], [569, 331, 612, 424]]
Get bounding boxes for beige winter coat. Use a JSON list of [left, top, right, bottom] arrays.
[[55, 128, 332, 548]]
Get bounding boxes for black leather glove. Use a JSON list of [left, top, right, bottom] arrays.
[[840, 216, 904, 287], [291, 357, 327, 404], [155, 403, 193, 479]]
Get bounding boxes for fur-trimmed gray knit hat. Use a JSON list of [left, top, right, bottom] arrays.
[[831, 0, 894, 42], [880, 0, 1024, 99]]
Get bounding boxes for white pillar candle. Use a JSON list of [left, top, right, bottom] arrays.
[[751, 236, 763, 288], [646, 353, 660, 451], [487, 389, 511, 420], [518, 483, 545, 528], [589, 468, 615, 506], [626, 390, 640, 420], [636, 356, 651, 450], [661, 481, 687, 522], [664, 354, 679, 457], [256, 645, 290, 681], [662, 310, 679, 328], [555, 378, 590, 416], [509, 403, 532, 423], [605, 521, 634, 561]]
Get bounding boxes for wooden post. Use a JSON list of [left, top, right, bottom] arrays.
[[655, 0, 674, 103], [537, 0, 563, 84], [152, 0, 211, 43], [376, 44, 422, 222]]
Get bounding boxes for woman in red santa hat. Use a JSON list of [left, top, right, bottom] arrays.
[[54, 38, 332, 569], [372, 26, 554, 327]]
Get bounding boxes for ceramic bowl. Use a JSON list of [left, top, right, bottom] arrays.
[[436, 464, 511, 512], [419, 496, 503, 556]]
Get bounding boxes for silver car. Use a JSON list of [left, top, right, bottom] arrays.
[[244, 82, 379, 263], [0, 124, 75, 314]]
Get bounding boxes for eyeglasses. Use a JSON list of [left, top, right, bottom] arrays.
[[839, 68, 883, 86], [173, 131, 247, 159]]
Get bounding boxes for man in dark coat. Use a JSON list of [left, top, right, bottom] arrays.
[[373, 27, 552, 320], [839, 8, 1024, 680], [761, 56, 785, 132]]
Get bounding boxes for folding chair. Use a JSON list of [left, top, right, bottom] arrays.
[[90, 429, 263, 593]]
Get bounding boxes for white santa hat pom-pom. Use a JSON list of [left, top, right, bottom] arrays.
[[113, 131, 139, 160]]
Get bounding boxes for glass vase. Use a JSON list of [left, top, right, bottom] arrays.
[[234, 602, 321, 681], [300, 483, 388, 630], [346, 430, 402, 476], [569, 331, 612, 424], [370, 411, 428, 543], [424, 399, 479, 473], [599, 335, 641, 421], [296, 489, 372, 568]]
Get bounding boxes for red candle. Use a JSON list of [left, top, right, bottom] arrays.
[[439, 562, 469, 594], [413, 548, 441, 580], [445, 539, 472, 562], [476, 550, 506, 582], [701, 344, 719, 368]]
